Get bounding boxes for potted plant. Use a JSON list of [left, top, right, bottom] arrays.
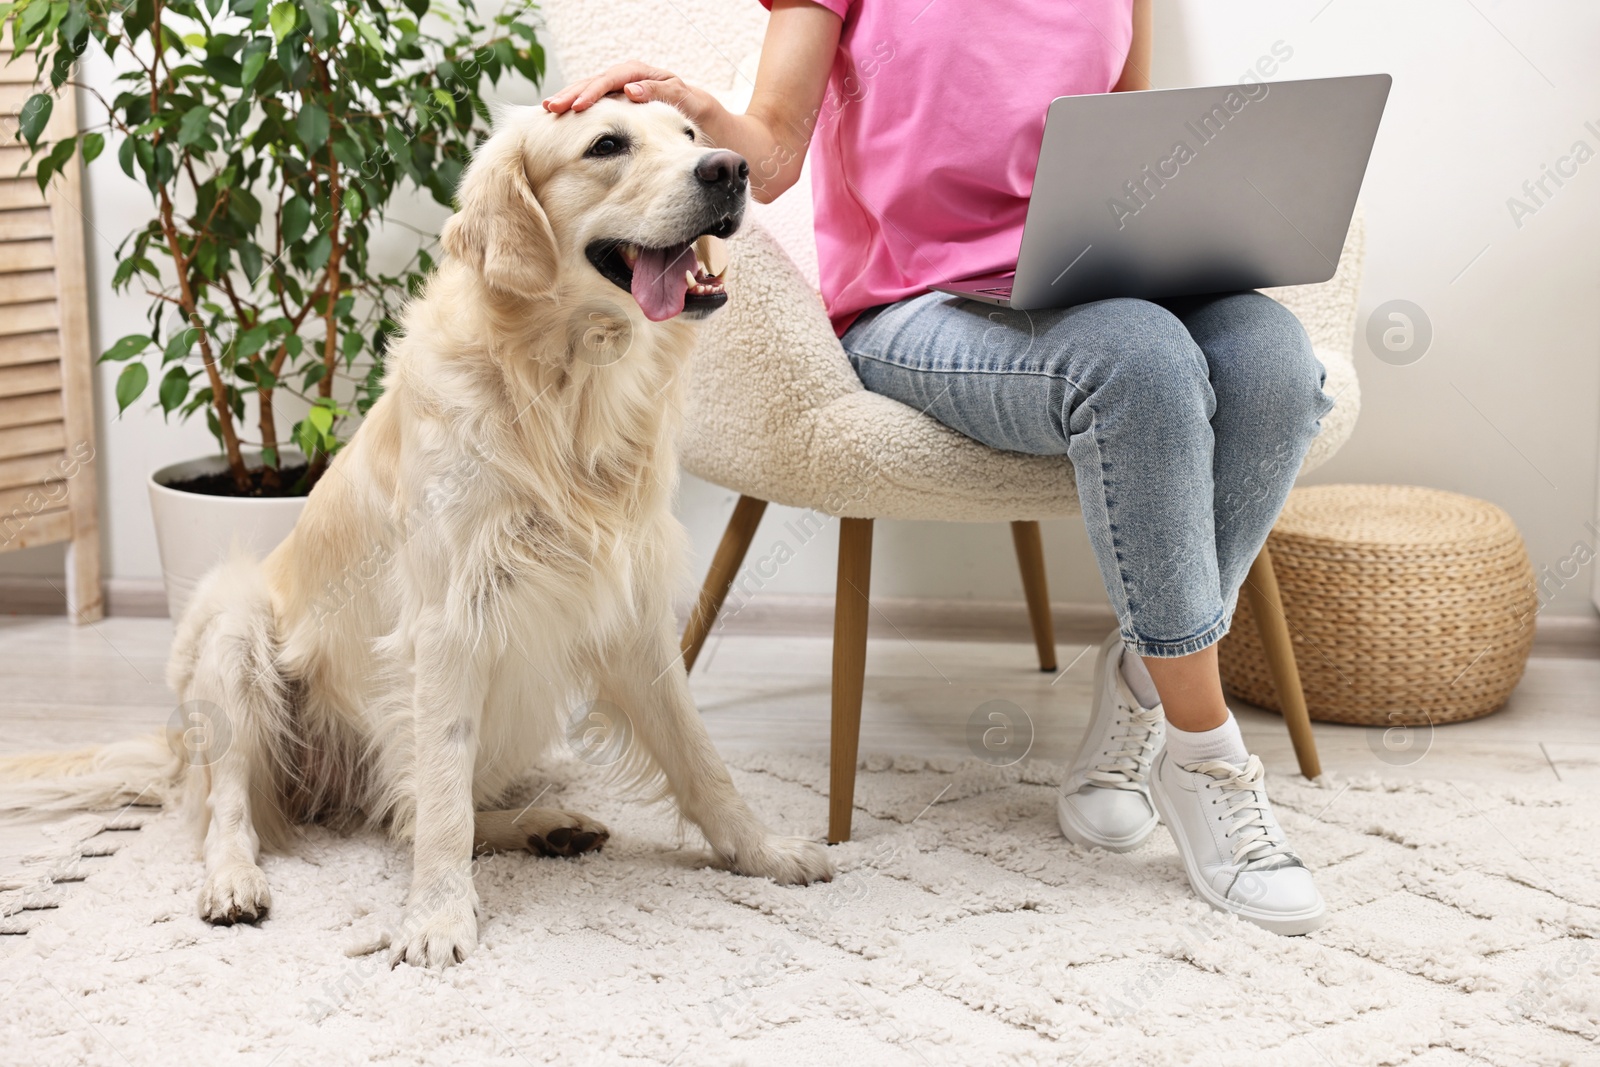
[[4, 0, 543, 616]]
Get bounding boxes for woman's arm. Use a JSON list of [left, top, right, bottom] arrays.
[[1113, 0, 1153, 92], [541, 0, 840, 203]]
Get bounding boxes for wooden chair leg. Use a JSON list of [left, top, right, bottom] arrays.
[[65, 535, 103, 624], [679, 495, 768, 675], [1243, 544, 1322, 779], [1010, 520, 1057, 672], [829, 517, 874, 844]]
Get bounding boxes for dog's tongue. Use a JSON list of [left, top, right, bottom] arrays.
[[631, 242, 697, 322]]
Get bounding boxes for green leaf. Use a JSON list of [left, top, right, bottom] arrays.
[[307, 404, 334, 433], [229, 187, 262, 228], [277, 34, 310, 87], [146, 142, 172, 189], [227, 99, 252, 137], [20, 1, 50, 38], [158, 366, 190, 416], [280, 197, 310, 244], [178, 105, 212, 148], [295, 103, 328, 150], [18, 94, 52, 149], [239, 241, 262, 283], [304, 0, 331, 42], [163, 330, 194, 365], [195, 240, 218, 280], [354, 18, 383, 52], [35, 137, 75, 193], [269, 0, 298, 42], [61, 2, 90, 46], [330, 134, 363, 170], [183, 386, 212, 419], [239, 37, 270, 86], [117, 136, 136, 179], [115, 362, 149, 414], [102, 334, 152, 362], [304, 231, 331, 271], [236, 324, 271, 360], [80, 131, 104, 164]]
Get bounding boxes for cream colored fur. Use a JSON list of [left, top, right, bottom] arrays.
[[2, 100, 832, 969]]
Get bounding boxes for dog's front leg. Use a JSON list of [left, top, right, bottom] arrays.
[[599, 618, 833, 885], [390, 613, 491, 969]]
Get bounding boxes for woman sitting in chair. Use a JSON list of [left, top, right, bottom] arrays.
[[545, 0, 1333, 936]]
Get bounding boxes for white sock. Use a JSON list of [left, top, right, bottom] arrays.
[[1164, 712, 1249, 767], [1117, 647, 1161, 709]]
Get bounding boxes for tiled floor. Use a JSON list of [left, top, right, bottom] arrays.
[[2, 613, 1597, 870]]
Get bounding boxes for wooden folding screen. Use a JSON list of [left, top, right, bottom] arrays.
[[0, 52, 102, 623]]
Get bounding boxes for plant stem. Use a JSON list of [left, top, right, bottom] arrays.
[[150, 0, 247, 492], [159, 187, 247, 491], [217, 273, 279, 488], [309, 54, 344, 484]]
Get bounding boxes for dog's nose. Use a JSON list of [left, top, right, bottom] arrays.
[[695, 150, 749, 195]]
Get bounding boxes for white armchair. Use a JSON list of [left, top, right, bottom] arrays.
[[543, 1, 1365, 841]]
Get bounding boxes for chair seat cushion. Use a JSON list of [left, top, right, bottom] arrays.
[[680, 225, 1360, 522]]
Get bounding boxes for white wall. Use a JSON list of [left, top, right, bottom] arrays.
[[7, 0, 1599, 623]]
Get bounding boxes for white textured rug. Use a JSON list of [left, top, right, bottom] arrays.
[[3, 753, 1598, 1067]]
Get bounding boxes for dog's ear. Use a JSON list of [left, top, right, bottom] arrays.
[[440, 129, 559, 296]]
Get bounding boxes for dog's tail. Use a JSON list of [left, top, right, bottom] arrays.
[[0, 734, 184, 814], [0, 553, 290, 840]]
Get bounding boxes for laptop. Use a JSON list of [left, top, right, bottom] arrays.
[[932, 73, 1391, 309]]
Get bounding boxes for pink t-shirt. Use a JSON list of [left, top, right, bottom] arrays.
[[758, 0, 1134, 334]]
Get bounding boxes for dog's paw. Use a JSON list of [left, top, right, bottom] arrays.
[[475, 807, 610, 858], [732, 835, 834, 886], [389, 893, 478, 970], [198, 862, 272, 926], [528, 812, 610, 858]]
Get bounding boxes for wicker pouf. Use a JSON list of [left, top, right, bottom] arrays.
[[1219, 484, 1537, 726]]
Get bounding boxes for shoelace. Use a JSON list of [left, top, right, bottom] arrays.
[[1084, 705, 1163, 790], [1186, 755, 1298, 869]]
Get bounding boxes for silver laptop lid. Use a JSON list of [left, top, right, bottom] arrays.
[[1008, 73, 1391, 310]]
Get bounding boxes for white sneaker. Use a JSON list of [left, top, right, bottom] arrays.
[[1057, 631, 1165, 852], [1150, 749, 1327, 936]]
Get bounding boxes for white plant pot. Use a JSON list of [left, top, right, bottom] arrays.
[[148, 451, 308, 620]]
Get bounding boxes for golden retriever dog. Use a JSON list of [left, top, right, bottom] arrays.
[[0, 98, 833, 968]]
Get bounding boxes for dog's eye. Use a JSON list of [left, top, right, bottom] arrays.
[[586, 135, 628, 158], [684, 127, 695, 142]]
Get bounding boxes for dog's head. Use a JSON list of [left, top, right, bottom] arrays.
[[440, 98, 745, 323]]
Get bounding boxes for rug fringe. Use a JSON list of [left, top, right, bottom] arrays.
[[0, 811, 148, 935]]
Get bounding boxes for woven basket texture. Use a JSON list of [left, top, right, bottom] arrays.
[[1218, 484, 1537, 726]]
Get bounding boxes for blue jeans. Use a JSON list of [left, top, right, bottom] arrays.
[[840, 291, 1335, 658]]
